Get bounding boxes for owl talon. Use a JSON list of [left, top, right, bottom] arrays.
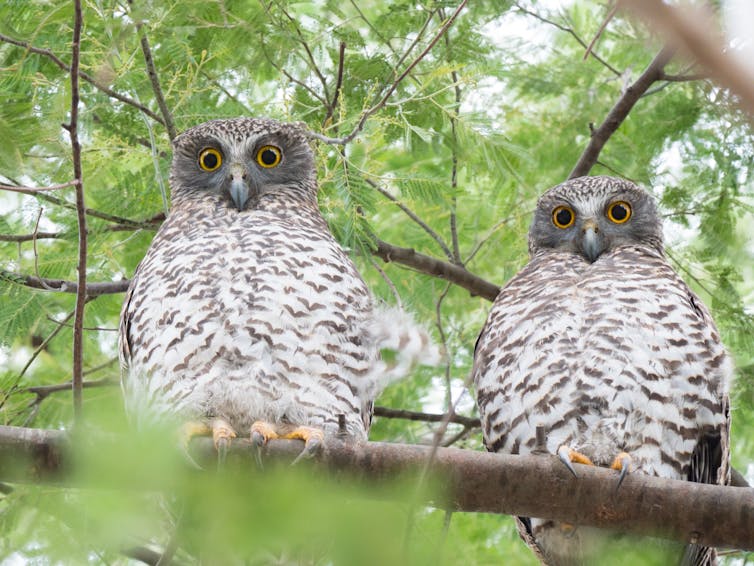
[[557, 445, 594, 478], [611, 452, 632, 490]]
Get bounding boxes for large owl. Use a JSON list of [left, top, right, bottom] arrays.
[[472, 176, 731, 565], [119, 117, 436, 460]]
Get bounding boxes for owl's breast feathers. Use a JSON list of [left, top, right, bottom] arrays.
[[473, 244, 730, 479], [120, 200, 428, 438]]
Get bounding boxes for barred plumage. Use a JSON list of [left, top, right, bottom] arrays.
[[472, 176, 731, 565], [120, 117, 437, 447]]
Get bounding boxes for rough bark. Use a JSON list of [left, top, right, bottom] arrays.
[[1, 425, 752, 551]]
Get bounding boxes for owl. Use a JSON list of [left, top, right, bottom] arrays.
[[472, 176, 731, 565], [119, 117, 436, 461]]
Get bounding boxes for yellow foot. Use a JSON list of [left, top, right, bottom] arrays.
[[610, 451, 631, 489], [557, 445, 594, 478], [211, 418, 237, 465], [179, 419, 237, 468], [250, 421, 325, 465]]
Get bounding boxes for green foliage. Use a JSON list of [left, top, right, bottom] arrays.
[[0, 0, 753, 563]]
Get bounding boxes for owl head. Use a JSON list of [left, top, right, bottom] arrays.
[[169, 117, 316, 211], [528, 176, 663, 262]]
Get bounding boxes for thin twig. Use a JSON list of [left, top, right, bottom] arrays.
[[66, 0, 87, 423], [0, 271, 130, 296], [365, 178, 453, 261], [0, 232, 62, 243], [0, 33, 164, 125], [323, 41, 346, 129], [31, 208, 57, 291], [46, 315, 117, 332], [129, 2, 177, 140], [0, 180, 80, 194], [372, 406, 480, 428], [569, 45, 674, 179], [367, 256, 402, 309], [308, 0, 468, 145], [583, 3, 618, 61], [513, 3, 622, 77], [25, 378, 116, 402]]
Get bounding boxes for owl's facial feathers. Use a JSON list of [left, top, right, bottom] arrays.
[[529, 176, 663, 262], [170, 117, 316, 211]]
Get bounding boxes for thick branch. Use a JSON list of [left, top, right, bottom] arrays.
[[373, 239, 500, 301], [1, 272, 130, 296], [569, 46, 674, 179], [1, 425, 752, 551]]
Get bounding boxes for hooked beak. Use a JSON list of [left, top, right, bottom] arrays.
[[580, 219, 605, 262], [228, 163, 252, 211]]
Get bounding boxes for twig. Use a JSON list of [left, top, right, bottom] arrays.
[[367, 256, 402, 309], [373, 239, 500, 301], [46, 315, 117, 332], [365, 178, 454, 261], [25, 378, 116, 402], [129, 3, 177, 140], [0, 33, 164, 125], [0, 232, 62, 243], [442, 18, 463, 265], [513, 3, 622, 77], [583, 3, 618, 61], [308, 0, 468, 145], [569, 45, 674, 179], [30, 208, 56, 291], [66, 0, 87, 423], [323, 41, 346, 129], [0, 272, 130, 296], [0, 180, 80, 194], [373, 406, 480, 428]]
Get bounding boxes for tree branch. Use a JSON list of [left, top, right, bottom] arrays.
[[374, 406, 480, 428], [0, 180, 80, 194], [372, 239, 500, 301], [0, 33, 164, 125], [308, 0, 468, 146], [568, 45, 674, 179], [66, 0, 87, 422], [1, 424, 752, 551], [0, 272, 130, 296], [129, 2, 177, 140]]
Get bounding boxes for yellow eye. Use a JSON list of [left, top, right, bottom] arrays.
[[198, 148, 222, 172], [256, 145, 282, 168], [607, 201, 632, 224], [552, 205, 575, 229]]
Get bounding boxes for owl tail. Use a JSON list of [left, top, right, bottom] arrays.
[[362, 305, 444, 398]]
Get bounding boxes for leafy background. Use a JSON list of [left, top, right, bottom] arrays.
[[0, 0, 752, 563]]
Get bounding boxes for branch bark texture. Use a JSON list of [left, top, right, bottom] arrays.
[[1, 425, 752, 551]]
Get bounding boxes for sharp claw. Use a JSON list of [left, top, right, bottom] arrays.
[[251, 431, 266, 469], [613, 452, 631, 491], [557, 445, 579, 478], [291, 437, 323, 466], [216, 438, 229, 469]]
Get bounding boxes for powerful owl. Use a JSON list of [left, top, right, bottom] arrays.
[[119, 117, 435, 459], [472, 176, 731, 565]]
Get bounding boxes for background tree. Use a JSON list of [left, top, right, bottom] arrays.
[[0, 0, 752, 563]]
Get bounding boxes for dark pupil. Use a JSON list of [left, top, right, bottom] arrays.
[[556, 209, 572, 226], [611, 204, 627, 220], [261, 149, 277, 165], [202, 153, 218, 169]]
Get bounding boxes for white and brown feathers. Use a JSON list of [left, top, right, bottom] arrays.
[[472, 176, 731, 565], [119, 117, 435, 442]]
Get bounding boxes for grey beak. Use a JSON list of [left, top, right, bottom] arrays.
[[228, 163, 250, 211], [230, 178, 249, 211], [580, 219, 605, 262]]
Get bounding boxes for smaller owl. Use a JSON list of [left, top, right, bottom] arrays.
[[119, 117, 439, 463], [472, 176, 731, 565]]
